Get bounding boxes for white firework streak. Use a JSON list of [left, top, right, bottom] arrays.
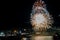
[[30, 7, 53, 32]]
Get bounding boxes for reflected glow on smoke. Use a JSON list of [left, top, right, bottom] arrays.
[[31, 36, 53, 40]]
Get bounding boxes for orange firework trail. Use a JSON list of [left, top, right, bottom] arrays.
[[30, 0, 53, 32]]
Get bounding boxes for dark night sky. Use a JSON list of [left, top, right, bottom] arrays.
[[0, 0, 60, 31]]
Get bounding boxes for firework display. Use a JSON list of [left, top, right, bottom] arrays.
[[30, 0, 53, 32]]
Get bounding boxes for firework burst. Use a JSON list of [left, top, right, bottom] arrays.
[[30, 0, 53, 32]]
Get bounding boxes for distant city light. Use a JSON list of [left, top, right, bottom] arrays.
[[14, 30, 17, 33], [24, 29, 26, 31], [0, 32, 5, 36], [19, 30, 22, 34], [59, 14, 60, 17], [21, 37, 27, 40], [0, 32, 4, 34]]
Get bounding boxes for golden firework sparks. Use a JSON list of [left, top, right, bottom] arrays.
[[30, 0, 53, 32]]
